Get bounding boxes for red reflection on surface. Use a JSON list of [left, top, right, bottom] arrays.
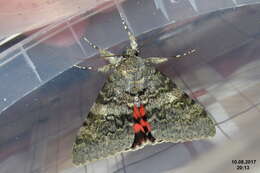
[[44, 20, 88, 47]]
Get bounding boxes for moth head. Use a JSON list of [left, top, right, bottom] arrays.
[[123, 48, 139, 58], [134, 96, 139, 103], [134, 96, 141, 107]]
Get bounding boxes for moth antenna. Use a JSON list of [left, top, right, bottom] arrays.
[[83, 37, 114, 57], [83, 37, 99, 50], [83, 36, 122, 65], [100, 54, 123, 58], [119, 13, 138, 51], [73, 64, 92, 70]]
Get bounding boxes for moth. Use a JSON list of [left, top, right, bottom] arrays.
[[72, 12, 216, 166]]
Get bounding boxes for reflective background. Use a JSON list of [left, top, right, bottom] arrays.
[[1, 0, 260, 173]]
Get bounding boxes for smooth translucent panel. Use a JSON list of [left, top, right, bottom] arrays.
[[1, 1, 260, 173]]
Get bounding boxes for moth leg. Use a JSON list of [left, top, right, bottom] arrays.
[[146, 49, 197, 63], [98, 64, 114, 73], [145, 57, 168, 64]]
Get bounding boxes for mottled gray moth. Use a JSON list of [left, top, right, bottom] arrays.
[[72, 13, 216, 166]]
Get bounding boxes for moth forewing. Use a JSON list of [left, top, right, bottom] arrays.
[[72, 12, 215, 166], [72, 55, 216, 166]]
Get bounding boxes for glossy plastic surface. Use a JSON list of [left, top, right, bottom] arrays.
[[1, 1, 260, 173]]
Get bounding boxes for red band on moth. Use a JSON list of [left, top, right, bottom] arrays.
[[132, 104, 152, 133], [133, 123, 145, 133], [140, 119, 152, 132]]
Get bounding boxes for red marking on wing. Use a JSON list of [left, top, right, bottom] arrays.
[[133, 123, 145, 133], [140, 119, 152, 132], [131, 104, 155, 148]]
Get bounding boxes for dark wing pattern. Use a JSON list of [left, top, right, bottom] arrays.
[[72, 57, 216, 166], [72, 87, 134, 165], [143, 69, 216, 143]]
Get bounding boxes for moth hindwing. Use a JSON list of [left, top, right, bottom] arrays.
[[72, 13, 216, 166]]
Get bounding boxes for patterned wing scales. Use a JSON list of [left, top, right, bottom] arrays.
[[72, 57, 216, 166], [72, 80, 134, 166], [143, 69, 216, 143]]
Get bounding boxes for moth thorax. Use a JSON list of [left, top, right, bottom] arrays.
[[123, 48, 139, 58]]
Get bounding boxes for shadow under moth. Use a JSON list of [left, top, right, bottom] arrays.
[[72, 13, 216, 166]]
